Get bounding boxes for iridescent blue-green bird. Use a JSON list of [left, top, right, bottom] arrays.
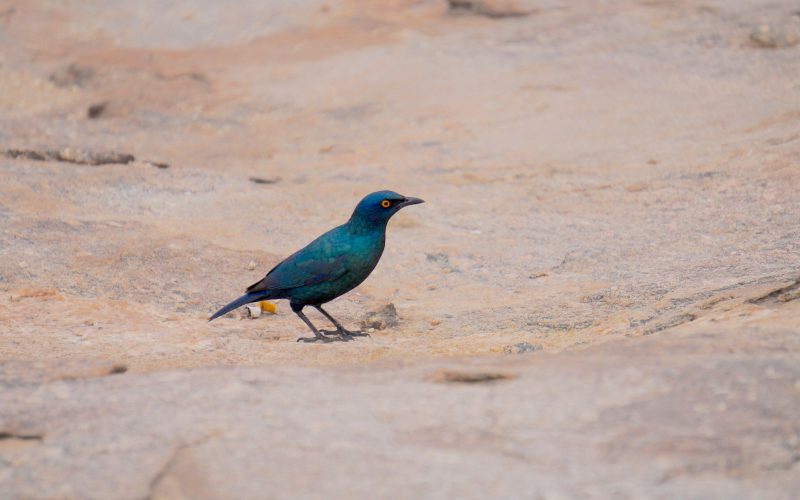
[[209, 190, 424, 342]]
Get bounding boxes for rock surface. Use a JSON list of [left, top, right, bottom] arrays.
[[2, 304, 799, 499], [1, 0, 799, 497]]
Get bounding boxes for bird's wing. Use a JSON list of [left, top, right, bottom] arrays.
[[246, 229, 351, 294]]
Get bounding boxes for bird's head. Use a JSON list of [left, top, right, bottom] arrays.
[[348, 190, 424, 229]]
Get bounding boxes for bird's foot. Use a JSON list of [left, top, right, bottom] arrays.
[[296, 334, 342, 343], [319, 329, 352, 341], [320, 328, 370, 339]]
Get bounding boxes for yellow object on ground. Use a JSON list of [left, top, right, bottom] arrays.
[[259, 301, 277, 314]]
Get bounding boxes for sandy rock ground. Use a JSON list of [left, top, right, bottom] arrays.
[[1, 0, 799, 498]]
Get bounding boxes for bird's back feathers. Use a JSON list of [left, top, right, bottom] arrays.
[[246, 225, 353, 294]]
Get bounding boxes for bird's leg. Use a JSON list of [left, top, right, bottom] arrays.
[[294, 309, 349, 343], [314, 305, 370, 338]]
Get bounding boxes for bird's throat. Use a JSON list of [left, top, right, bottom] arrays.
[[346, 213, 389, 236]]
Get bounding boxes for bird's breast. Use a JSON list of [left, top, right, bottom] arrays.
[[345, 234, 384, 273]]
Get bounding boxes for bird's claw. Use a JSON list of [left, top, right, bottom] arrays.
[[296, 335, 335, 343], [320, 328, 370, 339], [319, 329, 355, 341]]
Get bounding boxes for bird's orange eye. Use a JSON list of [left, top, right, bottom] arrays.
[[380, 199, 391, 208]]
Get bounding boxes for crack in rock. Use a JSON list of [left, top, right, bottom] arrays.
[[447, 0, 534, 18], [0, 432, 43, 441], [748, 278, 800, 304], [428, 370, 517, 384], [4, 148, 135, 166], [4, 148, 171, 169], [147, 432, 219, 499], [642, 313, 697, 336]]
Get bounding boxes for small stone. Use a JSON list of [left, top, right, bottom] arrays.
[[361, 303, 399, 330], [426, 253, 450, 266], [87, 102, 108, 119], [749, 24, 800, 49], [245, 304, 261, 319], [49, 63, 94, 88], [430, 319, 441, 326], [109, 364, 128, 375], [247, 260, 257, 270], [503, 342, 543, 354]]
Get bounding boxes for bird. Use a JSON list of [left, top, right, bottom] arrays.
[[209, 190, 424, 342]]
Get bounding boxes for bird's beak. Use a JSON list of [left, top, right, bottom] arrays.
[[399, 196, 424, 208]]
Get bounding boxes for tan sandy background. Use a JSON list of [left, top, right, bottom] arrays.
[[1, 0, 799, 498]]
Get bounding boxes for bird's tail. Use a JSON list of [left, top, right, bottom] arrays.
[[209, 292, 271, 321]]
